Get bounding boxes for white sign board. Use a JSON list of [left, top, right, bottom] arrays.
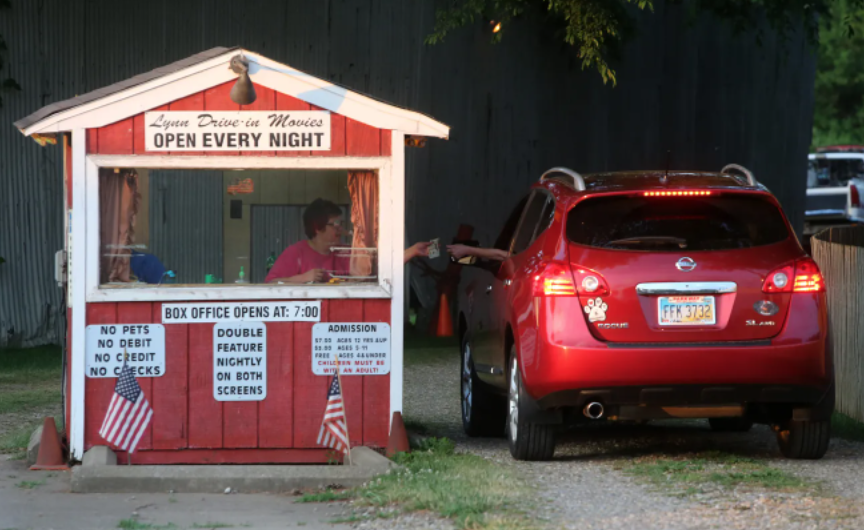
[[144, 111, 331, 152], [85, 324, 166, 378], [162, 301, 320, 323], [311, 323, 391, 376], [213, 322, 267, 401]]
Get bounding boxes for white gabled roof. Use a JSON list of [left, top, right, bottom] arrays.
[[16, 47, 449, 139]]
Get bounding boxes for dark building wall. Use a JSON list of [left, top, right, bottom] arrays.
[[0, 0, 815, 347]]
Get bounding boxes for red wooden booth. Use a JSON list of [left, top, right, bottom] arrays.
[[14, 47, 449, 464]]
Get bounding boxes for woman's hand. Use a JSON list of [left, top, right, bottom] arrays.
[[404, 241, 431, 263], [299, 268, 325, 283], [446, 244, 474, 260]]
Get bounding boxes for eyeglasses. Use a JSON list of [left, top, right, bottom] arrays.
[[326, 220, 344, 228]]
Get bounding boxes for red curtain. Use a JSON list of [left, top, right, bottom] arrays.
[[347, 171, 378, 278], [99, 169, 141, 283]]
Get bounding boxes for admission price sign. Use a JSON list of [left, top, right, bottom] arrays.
[[85, 324, 166, 378], [213, 322, 267, 401], [311, 323, 391, 376]]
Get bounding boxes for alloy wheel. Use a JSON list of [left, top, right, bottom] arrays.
[[508, 355, 519, 443], [461, 342, 473, 422]]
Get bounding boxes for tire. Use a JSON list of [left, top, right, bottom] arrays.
[[507, 351, 555, 460], [708, 417, 754, 432], [460, 337, 505, 437], [776, 420, 831, 459]]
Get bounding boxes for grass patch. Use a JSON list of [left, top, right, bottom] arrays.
[[0, 418, 62, 456], [0, 387, 61, 415], [0, 346, 62, 385], [302, 437, 538, 529], [296, 490, 352, 503], [190, 523, 234, 529], [619, 451, 812, 496], [117, 519, 176, 530], [832, 412, 864, 443], [16, 480, 45, 489]]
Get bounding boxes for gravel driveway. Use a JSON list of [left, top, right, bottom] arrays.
[[403, 347, 864, 530]]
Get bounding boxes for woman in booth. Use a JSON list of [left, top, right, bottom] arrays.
[[266, 198, 349, 284]]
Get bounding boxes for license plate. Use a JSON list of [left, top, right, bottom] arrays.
[[658, 296, 716, 326]]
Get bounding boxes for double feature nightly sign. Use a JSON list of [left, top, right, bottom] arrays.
[[144, 111, 331, 151]]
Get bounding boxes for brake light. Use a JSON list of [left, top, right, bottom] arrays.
[[762, 259, 824, 293], [851, 184, 861, 208], [792, 258, 825, 293], [533, 262, 576, 296], [643, 191, 713, 197]]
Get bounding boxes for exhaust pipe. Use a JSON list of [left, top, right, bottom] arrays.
[[583, 402, 604, 420]]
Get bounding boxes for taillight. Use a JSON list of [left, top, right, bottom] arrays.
[[762, 258, 824, 293], [791, 258, 825, 293], [533, 262, 576, 296], [850, 184, 861, 208], [571, 265, 610, 296]]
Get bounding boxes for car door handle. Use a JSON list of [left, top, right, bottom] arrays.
[[486, 285, 493, 294]]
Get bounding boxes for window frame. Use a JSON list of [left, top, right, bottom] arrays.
[[510, 190, 553, 255], [84, 155, 395, 302]]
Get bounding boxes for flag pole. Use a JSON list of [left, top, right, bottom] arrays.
[[123, 348, 131, 467], [334, 351, 352, 466]]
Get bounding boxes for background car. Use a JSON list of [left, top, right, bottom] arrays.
[[806, 146, 864, 237], [456, 166, 833, 461]]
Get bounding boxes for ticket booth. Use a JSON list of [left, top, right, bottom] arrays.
[[14, 47, 449, 464]]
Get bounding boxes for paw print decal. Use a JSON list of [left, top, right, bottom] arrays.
[[584, 298, 608, 322]]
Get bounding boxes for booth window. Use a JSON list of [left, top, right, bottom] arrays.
[[98, 168, 379, 288]]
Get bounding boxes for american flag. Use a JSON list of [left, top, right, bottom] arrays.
[[317, 374, 350, 454], [99, 363, 153, 453]]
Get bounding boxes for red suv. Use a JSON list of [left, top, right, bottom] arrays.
[[456, 166, 833, 461]]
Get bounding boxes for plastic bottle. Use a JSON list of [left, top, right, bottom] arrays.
[[236, 266, 247, 284], [266, 251, 276, 273]]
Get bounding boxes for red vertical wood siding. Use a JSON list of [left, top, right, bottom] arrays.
[[151, 303, 189, 449], [84, 304, 118, 451], [380, 130, 392, 157], [188, 323, 222, 448], [346, 118, 380, 156], [98, 118, 134, 155], [259, 321, 293, 447], [328, 300, 364, 447], [292, 301, 329, 448], [316, 105, 346, 157], [363, 299, 392, 447]]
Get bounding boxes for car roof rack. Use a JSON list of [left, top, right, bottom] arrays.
[[720, 164, 757, 186], [540, 167, 586, 191]]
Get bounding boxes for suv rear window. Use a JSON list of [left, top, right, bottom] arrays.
[[808, 158, 864, 188], [566, 194, 790, 251]]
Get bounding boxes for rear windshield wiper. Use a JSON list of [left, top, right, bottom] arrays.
[[607, 236, 688, 248]]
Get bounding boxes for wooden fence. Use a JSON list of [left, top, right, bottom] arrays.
[[813, 226, 864, 423]]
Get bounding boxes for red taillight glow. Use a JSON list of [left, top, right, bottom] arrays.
[[643, 190, 712, 197], [762, 258, 824, 293], [851, 184, 861, 208], [533, 263, 577, 296]]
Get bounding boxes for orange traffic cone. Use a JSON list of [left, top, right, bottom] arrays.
[[385, 411, 410, 458], [436, 292, 454, 337], [30, 417, 69, 471]]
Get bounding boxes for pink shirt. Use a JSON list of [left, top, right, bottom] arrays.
[[265, 240, 350, 283]]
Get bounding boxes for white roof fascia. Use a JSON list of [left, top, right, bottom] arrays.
[[22, 49, 449, 139]]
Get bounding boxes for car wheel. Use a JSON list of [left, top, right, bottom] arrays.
[[460, 337, 505, 437], [708, 417, 754, 432], [776, 420, 830, 459], [506, 351, 555, 461]]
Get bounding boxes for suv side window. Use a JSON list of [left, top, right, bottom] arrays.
[[511, 191, 549, 254], [493, 195, 530, 251]]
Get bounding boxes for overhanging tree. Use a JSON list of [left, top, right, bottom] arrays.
[[427, 0, 837, 85]]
